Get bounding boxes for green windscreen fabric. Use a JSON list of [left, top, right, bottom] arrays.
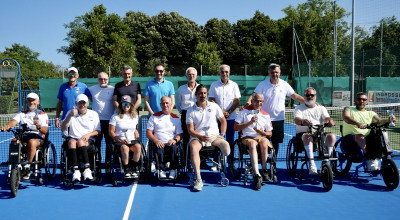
[[366, 77, 400, 92]]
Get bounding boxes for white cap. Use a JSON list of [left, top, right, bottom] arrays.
[[67, 67, 78, 74], [76, 94, 88, 103], [26, 92, 39, 100]]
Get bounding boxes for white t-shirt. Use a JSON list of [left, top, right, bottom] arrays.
[[209, 79, 241, 120], [254, 78, 295, 121], [88, 84, 115, 120], [235, 106, 273, 138], [186, 101, 224, 136], [176, 82, 199, 113], [294, 104, 330, 133], [147, 112, 183, 144], [66, 109, 101, 139], [13, 110, 49, 136], [109, 113, 139, 141]]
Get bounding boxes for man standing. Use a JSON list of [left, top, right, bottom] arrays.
[[209, 65, 241, 155], [113, 65, 142, 110], [176, 67, 199, 153], [146, 96, 183, 179], [55, 67, 91, 128], [245, 63, 304, 156], [186, 85, 231, 192], [89, 72, 115, 156], [144, 64, 175, 116], [294, 87, 335, 175]]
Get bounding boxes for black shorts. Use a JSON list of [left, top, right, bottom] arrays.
[[22, 133, 44, 145], [271, 120, 284, 144], [114, 140, 141, 149]]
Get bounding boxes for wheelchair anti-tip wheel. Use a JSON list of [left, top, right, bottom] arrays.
[[320, 163, 334, 191], [381, 158, 399, 190]]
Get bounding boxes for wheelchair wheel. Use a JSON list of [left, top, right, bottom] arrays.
[[381, 158, 399, 190], [105, 144, 113, 182], [270, 148, 278, 184], [138, 144, 147, 183], [10, 167, 20, 198], [332, 138, 352, 176], [286, 138, 298, 176], [44, 143, 57, 180], [320, 163, 333, 191], [229, 140, 242, 179]]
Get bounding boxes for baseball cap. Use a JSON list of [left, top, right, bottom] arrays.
[[121, 95, 132, 103], [67, 67, 78, 74], [26, 93, 39, 100], [76, 94, 88, 103]]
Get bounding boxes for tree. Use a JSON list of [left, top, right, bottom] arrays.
[[59, 4, 138, 77], [192, 42, 222, 75]]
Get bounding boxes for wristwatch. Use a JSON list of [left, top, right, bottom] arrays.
[[220, 133, 226, 138]]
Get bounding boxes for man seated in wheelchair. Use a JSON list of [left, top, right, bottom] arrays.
[[294, 87, 335, 175], [61, 94, 100, 182], [186, 84, 231, 192], [146, 96, 183, 179], [342, 92, 396, 171], [109, 95, 142, 178], [234, 92, 273, 190], [1, 93, 49, 180]]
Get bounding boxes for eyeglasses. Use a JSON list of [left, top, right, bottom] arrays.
[[122, 102, 131, 107], [68, 72, 77, 76], [98, 78, 108, 81], [305, 94, 315, 97], [356, 98, 368, 101], [155, 70, 164, 73]]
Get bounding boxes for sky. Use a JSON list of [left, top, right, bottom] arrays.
[[0, 0, 399, 69]]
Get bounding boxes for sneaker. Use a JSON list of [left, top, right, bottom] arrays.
[[367, 159, 380, 171], [159, 170, 167, 179], [261, 169, 270, 181], [193, 179, 203, 192], [169, 169, 177, 179], [72, 170, 81, 182], [309, 161, 318, 175], [22, 169, 30, 180], [131, 171, 139, 179], [124, 168, 132, 178], [253, 174, 262, 191], [83, 168, 94, 181], [210, 164, 218, 172]]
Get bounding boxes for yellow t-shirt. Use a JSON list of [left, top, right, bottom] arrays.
[[343, 107, 377, 136]]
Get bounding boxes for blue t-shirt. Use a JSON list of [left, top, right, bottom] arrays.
[[144, 78, 175, 114], [57, 81, 91, 119]]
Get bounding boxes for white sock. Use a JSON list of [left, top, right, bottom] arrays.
[[328, 146, 333, 157], [305, 144, 314, 160], [24, 164, 30, 169]]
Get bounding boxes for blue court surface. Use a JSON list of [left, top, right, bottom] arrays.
[[0, 159, 399, 220]]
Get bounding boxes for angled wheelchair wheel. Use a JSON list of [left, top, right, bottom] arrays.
[[229, 140, 242, 180], [10, 167, 20, 198], [381, 158, 399, 190], [44, 143, 57, 180], [332, 138, 352, 176], [320, 163, 333, 191], [286, 138, 298, 176]]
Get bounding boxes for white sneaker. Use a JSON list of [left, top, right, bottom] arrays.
[[83, 168, 93, 181], [193, 179, 203, 192], [210, 165, 218, 172], [131, 171, 139, 179], [309, 161, 318, 175], [159, 170, 167, 179], [72, 170, 81, 182], [151, 162, 156, 172], [124, 168, 132, 178], [169, 169, 177, 179], [367, 159, 380, 171]]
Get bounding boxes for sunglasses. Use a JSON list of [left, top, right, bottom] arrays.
[[155, 70, 164, 73], [68, 72, 77, 76], [356, 98, 368, 101], [305, 94, 315, 97], [98, 78, 108, 81], [122, 102, 131, 107], [220, 71, 229, 74]]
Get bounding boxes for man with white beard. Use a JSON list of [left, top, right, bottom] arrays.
[[293, 87, 335, 175]]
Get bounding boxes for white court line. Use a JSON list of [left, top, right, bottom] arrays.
[[284, 133, 293, 137], [0, 137, 13, 144], [123, 182, 138, 220]]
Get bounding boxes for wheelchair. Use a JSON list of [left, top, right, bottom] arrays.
[[286, 124, 335, 191], [60, 136, 102, 186], [5, 125, 56, 197], [185, 140, 229, 187], [145, 141, 185, 184], [105, 141, 147, 186], [332, 123, 399, 190], [229, 135, 277, 187]]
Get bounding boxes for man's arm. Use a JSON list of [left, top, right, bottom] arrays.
[[290, 92, 304, 104], [1, 119, 18, 131], [146, 129, 164, 148], [144, 96, 154, 115], [55, 99, 63, 128], [113, 95, 119, 109], [342, 107, 366, 128], [170, 94, 175, 110], [218, 116, 227, 135], [134, 94, 142, 111]]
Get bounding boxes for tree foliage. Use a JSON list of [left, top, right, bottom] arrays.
[[192, 42, 222, 74]]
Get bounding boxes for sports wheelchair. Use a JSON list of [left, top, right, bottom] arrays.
[[5, 124, 56, 197], [185, 141, 229, 187], [332, 123, 399, 190], [105, 141, 147, 186], [145, 141, 185, 183], [229, 135, 277, 187], [60, 136, 102, 186], [286, 124, 336, 191]]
